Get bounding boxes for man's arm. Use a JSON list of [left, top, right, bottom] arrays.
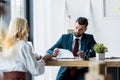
[[46, 35, 63, 55], [88, 35, 96, 58]]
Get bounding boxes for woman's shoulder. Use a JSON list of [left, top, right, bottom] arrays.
[[17, 40, 33, 49], [17, 40, 29, 48], [17, 40, 27, 44]]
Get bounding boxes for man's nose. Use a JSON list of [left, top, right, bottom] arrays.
[[76, 29, 80, 32]]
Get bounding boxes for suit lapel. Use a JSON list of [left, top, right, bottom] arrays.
[[68, 33, 73, 51], [81, 34, 87, 51], [67, 33, 87, 51]]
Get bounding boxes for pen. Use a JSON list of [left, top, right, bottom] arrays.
[[83, 49, 91, 60]]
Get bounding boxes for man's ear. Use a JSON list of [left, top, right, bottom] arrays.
[[85, 27, 87, 31]]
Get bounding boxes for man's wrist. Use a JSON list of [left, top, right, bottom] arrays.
[[51, 54, 56, 57]]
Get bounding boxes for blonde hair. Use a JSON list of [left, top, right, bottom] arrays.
[[0, 24, 7, 46], [2, 17, 29, 50]]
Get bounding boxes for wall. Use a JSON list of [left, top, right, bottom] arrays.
[[33, 0, 64, 80], [90, 0, 120, 57]]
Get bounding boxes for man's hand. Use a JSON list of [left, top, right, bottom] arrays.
[[77, 51, 84, 58], [52, 48, 59, 57]]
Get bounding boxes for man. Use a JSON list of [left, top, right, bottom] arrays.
[[46, 17, 96, 80]]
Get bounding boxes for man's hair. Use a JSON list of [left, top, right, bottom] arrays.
[[75, 17, 88, 27]]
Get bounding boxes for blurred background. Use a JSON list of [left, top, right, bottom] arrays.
[[0, 0, 120, 80]]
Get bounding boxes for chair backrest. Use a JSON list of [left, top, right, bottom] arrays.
[[67, 29, 74, 33]]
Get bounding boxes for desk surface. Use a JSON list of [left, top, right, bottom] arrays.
[[46, 57, 120, 67]]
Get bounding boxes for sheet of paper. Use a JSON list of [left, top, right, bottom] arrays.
[[56, 49, 74, 59]]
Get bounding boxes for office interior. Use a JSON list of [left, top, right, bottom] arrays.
[[0, 0, 120, 80]]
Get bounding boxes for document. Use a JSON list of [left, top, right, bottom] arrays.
[[56, 49, 74, 59]]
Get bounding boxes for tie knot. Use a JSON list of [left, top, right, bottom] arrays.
[[75, 38, 79, 41]]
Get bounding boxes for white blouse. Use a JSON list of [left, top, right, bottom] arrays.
[[0, 40, 45, 76]]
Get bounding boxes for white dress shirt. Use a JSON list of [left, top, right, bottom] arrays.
[[0, 40, 45, 76], [73, 36, 83, 69], [72, 36, 82, 51]]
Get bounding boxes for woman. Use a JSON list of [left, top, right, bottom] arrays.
[[0, 17, 51, 80]]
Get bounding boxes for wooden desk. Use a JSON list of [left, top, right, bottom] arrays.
[[46, 57, 120, 67], [105, 59, 120, 67], [46, 57, 119, 80]]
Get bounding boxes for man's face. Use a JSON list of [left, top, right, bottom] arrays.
[[74, 22, 87, 37]]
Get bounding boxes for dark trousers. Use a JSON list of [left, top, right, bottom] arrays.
[[56, 67, 88, 80]]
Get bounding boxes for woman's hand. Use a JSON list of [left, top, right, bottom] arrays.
[[42, 54, 52, 62]]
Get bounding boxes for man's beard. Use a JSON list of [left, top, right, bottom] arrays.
[[74, 32, 82, 37]]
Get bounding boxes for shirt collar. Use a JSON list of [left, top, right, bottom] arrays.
[[73, 35, 82, 40]]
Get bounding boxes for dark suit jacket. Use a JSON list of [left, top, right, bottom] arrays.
[[46, 33, 96, 80]]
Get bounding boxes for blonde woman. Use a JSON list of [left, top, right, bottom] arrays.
[[0, 17, 51, 80]]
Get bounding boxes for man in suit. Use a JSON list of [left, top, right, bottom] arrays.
[[46, 17, 96, 80]]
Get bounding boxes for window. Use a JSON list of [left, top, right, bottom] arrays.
[[11, 0, 26, 19]]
